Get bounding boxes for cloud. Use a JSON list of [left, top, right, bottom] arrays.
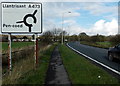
[[1, 0, 119, 2], [62, 20, 76, 25], [43, 2, 118, 36], [0, 1, 118, 36], [64, 12, 80, 17], [89, 19, 118, 35], [42, 2, 118, 36], [42, 2, 81, 33], [43, 2, 80, 19], [82, 2, 117, 16], [67, 19, 118, 36]]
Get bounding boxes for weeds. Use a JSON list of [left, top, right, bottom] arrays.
[[2, 43, 54, 85]]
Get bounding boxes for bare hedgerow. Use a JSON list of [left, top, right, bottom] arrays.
[[110, 34, 120, 45]]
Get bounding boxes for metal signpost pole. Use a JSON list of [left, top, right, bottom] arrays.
[[2, 2, 42, 71], [34, 34, 36, 68], [62, 13, 64, 45], [8, 33, 12, 74], [36, 34, 38, 66], [34, 34, 38, 68]]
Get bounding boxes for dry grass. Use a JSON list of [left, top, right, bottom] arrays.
[[2, 46, 34, 74], [0, 67, 2, 85], [2, 43, 51, 84], [2, 51, 34, 84]]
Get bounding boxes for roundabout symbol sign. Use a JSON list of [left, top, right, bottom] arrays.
[[16, 10, 38, 32], [1, 2, 42, 73], [1, 2, 42, 33]]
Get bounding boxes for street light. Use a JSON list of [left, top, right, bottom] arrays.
[[61, 11, 71, 44]]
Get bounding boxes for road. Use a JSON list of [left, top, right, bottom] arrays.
[[68, 42, 120, 73]]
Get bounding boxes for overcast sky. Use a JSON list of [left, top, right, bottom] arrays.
[[0, 0, 120, 36]]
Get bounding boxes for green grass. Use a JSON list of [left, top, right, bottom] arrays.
[[18, 43, 56, 84], [96, 42, 111, 45], [80, 41, 113, 48], [96, 42, 112, 47], [2, 42, 34, 51], [59, 44, 120, 84]]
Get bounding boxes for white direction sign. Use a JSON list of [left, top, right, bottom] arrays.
[[1, 2, 42, 33]]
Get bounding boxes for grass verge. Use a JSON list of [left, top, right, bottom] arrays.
[[80, 41, 113, 49], [2, 42, 34, 53], [18, 43, 56, 84], [2, 43, 56, 85], [59, 44, 120, 84]]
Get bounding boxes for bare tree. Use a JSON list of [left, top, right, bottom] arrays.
[[41, 31, 54, 44]]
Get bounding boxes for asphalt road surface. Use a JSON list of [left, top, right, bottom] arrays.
[[68, 42, 120, 73]]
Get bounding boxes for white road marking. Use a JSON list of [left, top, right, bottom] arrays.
[[67, 43, 120, 75]]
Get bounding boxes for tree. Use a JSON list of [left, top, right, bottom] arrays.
[[2, 35, 8, 42], [11, 35, 17, 40], [32, 35, 35, 40], [70, 34, 78, 41], [90, 34, 106, 42], [79, 32, 87, 36], [79, 32, 90, 42], [49, 28, 62, 42], [110, 34, 120, 45], [41, 31, 54, 44], [23, 36, 28, 39]]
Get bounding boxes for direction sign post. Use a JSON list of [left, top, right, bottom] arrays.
[[34, 34, 38, 68], [1, 2, 42, 72], [2, 2, 42, 33], [36, 34, 38, 67], [8, 33, 12, 74]]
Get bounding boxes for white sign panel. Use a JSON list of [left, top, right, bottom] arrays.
[[1, 2, 42, 33]]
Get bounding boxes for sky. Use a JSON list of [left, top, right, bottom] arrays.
[[0, 0, 120, 36]]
